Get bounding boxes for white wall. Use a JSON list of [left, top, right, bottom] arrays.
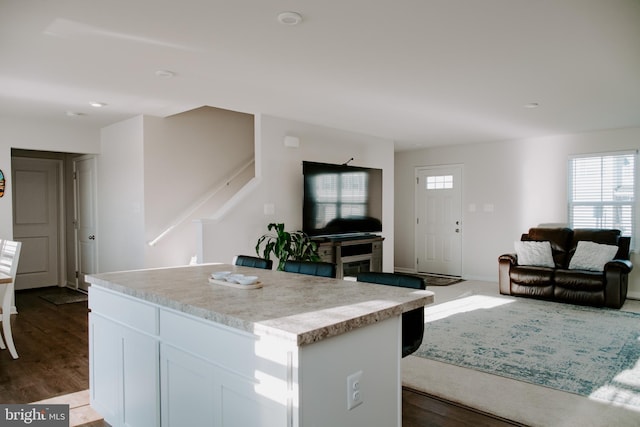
[[96, 107, 255, 272], [0, 118, 99, 239], [142, 107, 254, 268], [395, 127, 640, 297], [199, 114, 396, 271], [98, 117, 146, 273]]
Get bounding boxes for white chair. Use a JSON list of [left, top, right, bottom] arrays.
[[0, 239, 22, 359]]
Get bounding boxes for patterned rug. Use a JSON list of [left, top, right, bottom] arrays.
[[413, 294, 640, 406]]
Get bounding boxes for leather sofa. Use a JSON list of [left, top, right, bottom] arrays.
[[499, 227, 633, 308]]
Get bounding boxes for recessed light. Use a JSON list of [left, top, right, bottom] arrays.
[[524, 102, 540, 109], [155, 69, 175, 78], [277, 11, 303, 25], [65, 111, 84, 117], [90, 102, 106, 108]]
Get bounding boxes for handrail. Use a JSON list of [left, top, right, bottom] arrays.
[[147, 158, 255, 246]]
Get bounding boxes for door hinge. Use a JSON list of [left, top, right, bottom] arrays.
[[416, 217, 419, 224], [73, 172, 77, 180], [416, 257, 419, 265], [75, 271, 79, 278], [416, 177, 419, 184]]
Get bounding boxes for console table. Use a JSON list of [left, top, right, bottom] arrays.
[[315, 235, 383, 279]]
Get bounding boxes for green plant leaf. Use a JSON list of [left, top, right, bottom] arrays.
[[255, 222, 320, 270]]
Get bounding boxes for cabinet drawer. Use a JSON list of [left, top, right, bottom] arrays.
[[90, 286, 159, 335], [160, 310, 258, 377]]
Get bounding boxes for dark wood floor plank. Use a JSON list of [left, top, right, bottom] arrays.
[[402, 387, 524, 427]]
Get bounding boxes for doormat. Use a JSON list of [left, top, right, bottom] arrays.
[[396, 272, 464, 287], [40, 288, 88, 305]]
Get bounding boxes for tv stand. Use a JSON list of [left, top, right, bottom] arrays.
[[314, 235, 384, 279]]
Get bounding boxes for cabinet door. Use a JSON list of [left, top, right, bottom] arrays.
[[317, 243, 334, 263], [161, 344, 288, 427], [89, 314, 121, 424], [121, 327, 160, 427], [90, 313, 159, 427], [161, 345, 216, 427]]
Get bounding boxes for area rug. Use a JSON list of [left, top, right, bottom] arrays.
[[40, 288, 88, 305], [413, 294, 640, 406]]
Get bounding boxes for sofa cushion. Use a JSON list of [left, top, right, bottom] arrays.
[[510, 265, 554, 285], [568, 241, 619, 272], [554, 287, 605, 306], [514, 241, 555, 267], [524, 227, 573, 268], [555, 269, 605, 291], [569, 228, 622, 260]]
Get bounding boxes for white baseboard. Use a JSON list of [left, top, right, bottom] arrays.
[[627, 291, 640, 300], [462, 274, 497, 283], [393, 267, 415, 274], [393, 268, 496, 283]]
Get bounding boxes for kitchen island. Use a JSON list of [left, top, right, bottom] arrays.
[[87, 264, 434, 427]]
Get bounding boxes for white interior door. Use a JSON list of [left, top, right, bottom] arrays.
[[416, 165, 462, 276], [12, 157, 62, 289], [74, 156, 98, 291]]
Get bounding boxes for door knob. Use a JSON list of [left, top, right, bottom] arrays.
[[455, 229, 460, 233], [88, 235, 95, 240]]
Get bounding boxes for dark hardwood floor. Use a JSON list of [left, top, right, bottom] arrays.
[[1, 287, 521, 426], [0, 287, 90, 403], [402, 388, 524, 427]]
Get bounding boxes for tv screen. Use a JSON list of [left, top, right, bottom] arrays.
[[303, 161, 383, 237]]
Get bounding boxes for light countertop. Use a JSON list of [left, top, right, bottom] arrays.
[[87, 264, 434, 346]]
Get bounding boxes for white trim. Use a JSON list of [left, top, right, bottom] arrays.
[[626, 291, 640, 300]]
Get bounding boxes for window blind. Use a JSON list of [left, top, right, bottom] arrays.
[[568, 151, 636, 240]]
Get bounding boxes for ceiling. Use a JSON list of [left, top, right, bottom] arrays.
[[1, 0, 639, 151]]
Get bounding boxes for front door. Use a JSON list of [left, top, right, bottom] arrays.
[[74, 155, 98, 291], [416, 165, 462, 276], [12, 157, 62, 289]]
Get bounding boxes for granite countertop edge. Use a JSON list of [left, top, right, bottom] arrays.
[[87, 270, 434, 346]]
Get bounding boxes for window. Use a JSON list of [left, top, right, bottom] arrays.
[[568, 151, 636, 241], [426, 175, 453, 190]]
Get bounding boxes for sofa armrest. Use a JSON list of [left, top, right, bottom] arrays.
[[603, 259, 633, 308], [498, 253, 517, 295], [604, 259, 633, 274], [499, 253, 517, 265]]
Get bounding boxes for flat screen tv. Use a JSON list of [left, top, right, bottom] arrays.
[[302, 161, 383, 237]]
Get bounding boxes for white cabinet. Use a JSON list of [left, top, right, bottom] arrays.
[[89, 281, 404, 427], [159, 310, 288, 427], [90, 287, 290, 427], [89, 287, 160, 427]]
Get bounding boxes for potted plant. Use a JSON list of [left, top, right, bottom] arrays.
[[255, 223, 320, 270]]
